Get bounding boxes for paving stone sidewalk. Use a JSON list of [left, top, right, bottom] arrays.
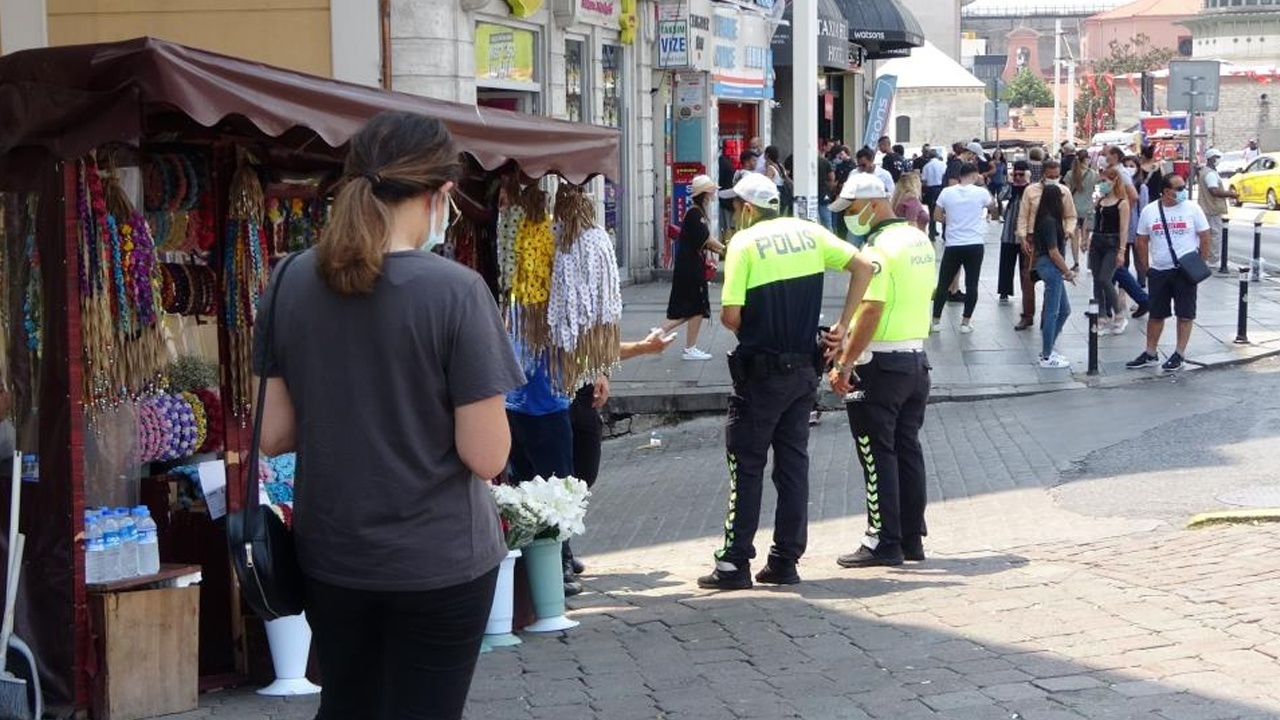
[[609, 224, 1280, 413], [184, 361, 1280, 720]]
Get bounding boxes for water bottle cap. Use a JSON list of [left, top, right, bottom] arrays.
[[133, 505, 150, 516]]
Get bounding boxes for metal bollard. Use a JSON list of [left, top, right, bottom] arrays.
[[1219, 225, 1230, 274], [1252, 215, 1264, 282], [1235, 267, 1250, 345], [1086, 298, 1099, 376]]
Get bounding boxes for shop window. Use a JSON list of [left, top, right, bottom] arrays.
[[601, 45, 625, 265], [566, 39, 586, 123], [602, 45, 622, 129], [896, 116, 911, 143]]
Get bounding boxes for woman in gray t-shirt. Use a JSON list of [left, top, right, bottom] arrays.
[[253, 111, 526, 720]]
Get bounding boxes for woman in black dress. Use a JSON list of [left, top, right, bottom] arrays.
[[662, 174, 725, 360]]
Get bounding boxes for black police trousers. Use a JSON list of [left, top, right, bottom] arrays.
[[716, 363, 819, 566], [845, 351, 931, 549]]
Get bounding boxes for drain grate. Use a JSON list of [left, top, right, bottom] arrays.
[[1216, 485, 1280, 508]]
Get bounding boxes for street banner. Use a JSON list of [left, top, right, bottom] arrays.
[[862, 75, 897, 150]]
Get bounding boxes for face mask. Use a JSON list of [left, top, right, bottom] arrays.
[[1175, 189, 1189, 203], [1043, 177, 1059, 186], [1097, 181, 1113, 196], [844, 203, 875, 238], [421, 196, 452, 252], [1121, 166, 1136, 178]]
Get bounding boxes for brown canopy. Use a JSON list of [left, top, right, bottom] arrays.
[[0, 36, 620, 184]]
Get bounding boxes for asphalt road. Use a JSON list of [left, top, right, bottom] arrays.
[[1225, 207, 1280, 274]]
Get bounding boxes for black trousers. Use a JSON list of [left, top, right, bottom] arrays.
[[570, 385, 603, 488], [845, 352, 931, 549], [923, 186, 942, 240], [997, 242, 1027, 298], [305, 567, 500, 720], [932, 244, 984, 319], [717, 366, 819, 565]]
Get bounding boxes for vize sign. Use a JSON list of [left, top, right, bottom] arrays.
[[658, 19, 690, 68]]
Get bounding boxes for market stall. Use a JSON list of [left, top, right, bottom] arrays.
[[0, 36, 619, 716]]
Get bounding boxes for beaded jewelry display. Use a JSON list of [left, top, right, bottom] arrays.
[[22, 196, 42, 361], [182, 391, 208, 452], [545, 184, 622, 392], [509, 184, 555, 359], [224, 159, 269, 420], [77, 156, 168, 418], [194, 388, 223, 453]]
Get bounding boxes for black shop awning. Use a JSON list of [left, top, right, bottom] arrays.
[[770, 0, 851, 73], [834, 0, 924, 60]]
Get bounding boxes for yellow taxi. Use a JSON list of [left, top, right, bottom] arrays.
[[1227, 151, 1280, 209]]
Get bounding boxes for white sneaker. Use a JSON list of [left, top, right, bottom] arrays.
[[931, 321, 942, 333], [1039, 355, 1071, 369], [959, 323, 974, 334], [682, 346, 712, 361], [1111, 317, 1128, 335]]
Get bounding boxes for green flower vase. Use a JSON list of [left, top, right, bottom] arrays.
[[522, 537, 579, 633]]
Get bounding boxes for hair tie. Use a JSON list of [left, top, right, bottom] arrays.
[[364, 172, 382, 185]]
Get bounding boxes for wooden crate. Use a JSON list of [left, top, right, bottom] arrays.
[[90, 580, 200, 720]]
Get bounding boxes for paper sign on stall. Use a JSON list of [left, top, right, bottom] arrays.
[[197, 460, 228, 520]]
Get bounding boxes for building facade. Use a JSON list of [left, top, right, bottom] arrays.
[[1081, 0, 1198, 64], [1185, 1, 1280, 62], [898, 0, 970, 61], [962, 0, 1127, 75]]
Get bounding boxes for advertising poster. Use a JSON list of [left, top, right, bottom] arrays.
[[862, 75, 898, 150], [669, 162, 705, 265], [475, 23, 536, 83]]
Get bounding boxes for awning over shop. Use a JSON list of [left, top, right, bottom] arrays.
[[0, 37, 620, 184], [833, 0, 925, 60], [770, 0, 851, 73]]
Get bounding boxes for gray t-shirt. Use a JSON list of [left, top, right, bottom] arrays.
[[254, 250, 526, 592]]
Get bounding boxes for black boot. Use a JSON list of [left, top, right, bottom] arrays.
[[563, 558, 583, 597], [563, 540, 585, 575], [755, 556, 801, 585]]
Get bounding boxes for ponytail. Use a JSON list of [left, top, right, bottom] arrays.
[[315, 111, 461, 295]]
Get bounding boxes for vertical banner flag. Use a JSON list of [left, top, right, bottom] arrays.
[[863, 75, 898, 150]]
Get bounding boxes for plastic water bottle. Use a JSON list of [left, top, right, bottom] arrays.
[[648, 430, 662, 449], [115, 508, 138, 579], [134, 506, 160, 576], [84, 510, 104, 584], [99, 508, 121, 582]]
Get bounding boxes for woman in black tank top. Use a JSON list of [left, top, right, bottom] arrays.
[[1090, 167, 1130, 333]]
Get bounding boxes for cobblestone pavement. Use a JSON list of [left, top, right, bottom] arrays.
[[181, 360, 1280, 720]]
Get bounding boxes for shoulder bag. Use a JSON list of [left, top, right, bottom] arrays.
[[226, 252, 305, 620], [1157, 202, 1211, 285]]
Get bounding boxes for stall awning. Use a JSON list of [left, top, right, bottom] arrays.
[[0, 37, 620, 184], [833, 0, 925, 60], [770, 0, 851, 73]]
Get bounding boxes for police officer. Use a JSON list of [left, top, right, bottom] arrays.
[[698, 173, 876, 590], [826, 173, 936, 567]]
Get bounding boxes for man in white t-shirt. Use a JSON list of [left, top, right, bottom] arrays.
[[921, 149, 948, 241], [931, 163, 996, 332], [855, 147, 896, 195], [1197, 148, 1238, 264], [1127, 174, 1211, 373]]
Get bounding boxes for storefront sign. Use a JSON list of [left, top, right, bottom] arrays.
[[674, 71, 707, 118], [475, 23, 537, 84], [658, 17, 690, 68], [862, 74, 897, 149], [671, 162, 705, 230], [770, 3, 849, 73], [554, 0, 620, 28], [710, 7, 771, 100]]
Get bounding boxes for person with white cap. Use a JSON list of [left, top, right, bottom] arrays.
[[827, 173, 936, 568], [698, 173, 875, 590], [660, 174, 727, 360], [1196, 149, 1238, 264]]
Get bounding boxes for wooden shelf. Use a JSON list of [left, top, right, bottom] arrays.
[[87, 563, 202, 594]]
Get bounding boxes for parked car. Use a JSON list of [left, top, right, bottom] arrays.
[[1226, 152, 1280, 208], [1217, 150, 1248, 179]]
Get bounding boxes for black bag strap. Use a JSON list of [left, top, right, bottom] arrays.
[[1157, 201, 1181, 269], [245, 252, 301, 535]]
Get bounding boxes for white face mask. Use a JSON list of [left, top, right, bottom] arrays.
[[844, 203, 875, 238], [1043, 177, 1059, 186], [421, 195, 452, 252], [1121, 166, 1137, 179]]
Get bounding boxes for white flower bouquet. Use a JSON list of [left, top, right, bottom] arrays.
[[491, 476, 591, 549]]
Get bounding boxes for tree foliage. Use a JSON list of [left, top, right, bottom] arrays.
[[1002, 69, 1054, 108], [1076, 34, 1176, 138]]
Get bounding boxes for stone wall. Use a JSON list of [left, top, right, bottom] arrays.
[[892, 87, 987, 148]]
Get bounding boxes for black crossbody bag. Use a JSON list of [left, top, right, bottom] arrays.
[[226, 252, 305, 620], [1158, 202, 1212, 285]]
